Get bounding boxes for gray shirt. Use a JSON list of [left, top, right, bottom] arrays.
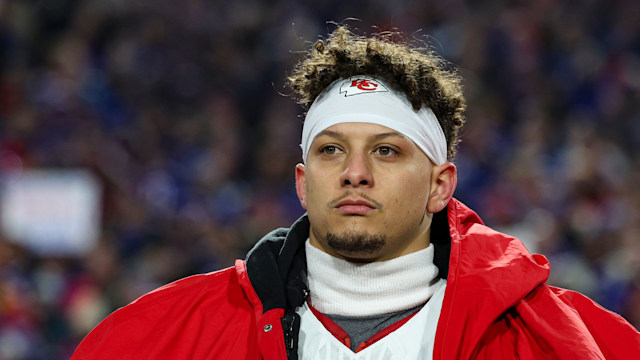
[[326, 303, 424, 352]]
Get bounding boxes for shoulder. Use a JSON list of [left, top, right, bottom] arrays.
[[111, 266, 249, 319], [128, 266, 244, 309], [485, 283, 640, 359], [72, 265, 259, 359]]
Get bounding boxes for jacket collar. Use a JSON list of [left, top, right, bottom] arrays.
[[245, 215, 310, 313]]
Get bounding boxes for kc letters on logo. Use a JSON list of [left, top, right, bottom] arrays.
[[339, 77, 389, 96], [352, 79, 377, 90]]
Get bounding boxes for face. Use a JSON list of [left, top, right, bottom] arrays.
[[296, 122, 455, 262]]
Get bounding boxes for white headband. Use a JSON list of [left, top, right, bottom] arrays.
[[300, 76, 447, 165]]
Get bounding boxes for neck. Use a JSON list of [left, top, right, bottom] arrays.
[[305, 240, 441, 316]]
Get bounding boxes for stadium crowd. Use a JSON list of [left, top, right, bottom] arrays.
[[0, 0, 639, 358]]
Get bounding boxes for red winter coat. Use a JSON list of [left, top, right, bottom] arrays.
[[72, 199, 640, 359]]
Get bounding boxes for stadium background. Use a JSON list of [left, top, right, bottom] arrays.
[[1, 0, 639, 358]]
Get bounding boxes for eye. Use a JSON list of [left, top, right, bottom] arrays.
[[320, 145, 343, 155], [374, 146, 397, 157]]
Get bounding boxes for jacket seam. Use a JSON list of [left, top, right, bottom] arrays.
[[235, 260, 264, 317]]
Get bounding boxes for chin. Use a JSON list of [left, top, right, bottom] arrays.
[[325, 231, 387, 259]]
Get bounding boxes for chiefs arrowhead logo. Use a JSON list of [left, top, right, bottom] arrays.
[[339, 77, 389, 96]]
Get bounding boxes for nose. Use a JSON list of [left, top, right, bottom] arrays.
[[339, 152, 374, 187]]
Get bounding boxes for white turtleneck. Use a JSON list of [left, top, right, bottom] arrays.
[[305, 239, 442, 317]]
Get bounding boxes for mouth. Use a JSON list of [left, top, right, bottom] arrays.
[[334, 198, 378, 216]]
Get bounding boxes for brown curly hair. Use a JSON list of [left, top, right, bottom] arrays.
[[287, 26, 466, 160]]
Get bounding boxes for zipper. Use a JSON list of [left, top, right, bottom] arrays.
[[281, 310, 300, 359]]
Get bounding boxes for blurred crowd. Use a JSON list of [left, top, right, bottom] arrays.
[[0, 0, 639, 358]]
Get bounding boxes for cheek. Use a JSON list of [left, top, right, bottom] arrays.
[[393, 170, 431, 209], [303, 172, 327, 209]]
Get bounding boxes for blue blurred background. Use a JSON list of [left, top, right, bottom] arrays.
[[1, 0, 639, 358]]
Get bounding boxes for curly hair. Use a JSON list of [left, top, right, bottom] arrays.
[[287, 26, 466, 160]]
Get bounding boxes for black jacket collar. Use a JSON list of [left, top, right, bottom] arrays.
[[245, 215, 310, 313]]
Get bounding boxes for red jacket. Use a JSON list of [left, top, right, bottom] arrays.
[[72, 199, 640, 359]]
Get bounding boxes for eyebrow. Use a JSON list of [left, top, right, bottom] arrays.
[[315, 129, 408, 142], [370, 132, 408, 142], [315, 129, 346, 140]]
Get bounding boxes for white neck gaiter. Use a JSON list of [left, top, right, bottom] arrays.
[[305, 240, 441, 317]]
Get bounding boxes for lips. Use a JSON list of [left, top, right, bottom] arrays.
[[334, 198, 377, 215]]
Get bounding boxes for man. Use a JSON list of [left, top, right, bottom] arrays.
[[72, 26, 640, 359]]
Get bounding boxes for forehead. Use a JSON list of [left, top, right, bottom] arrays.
[[312, 122, 414, 143]]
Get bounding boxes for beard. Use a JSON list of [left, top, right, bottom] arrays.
[[325, 231, 386, 255]]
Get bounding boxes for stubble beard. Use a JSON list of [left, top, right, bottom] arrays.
[[325, 231, 387, 255]]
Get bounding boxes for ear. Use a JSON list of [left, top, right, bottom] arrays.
[[427, 162, 457, 213], [295, 163, 308, 210]]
